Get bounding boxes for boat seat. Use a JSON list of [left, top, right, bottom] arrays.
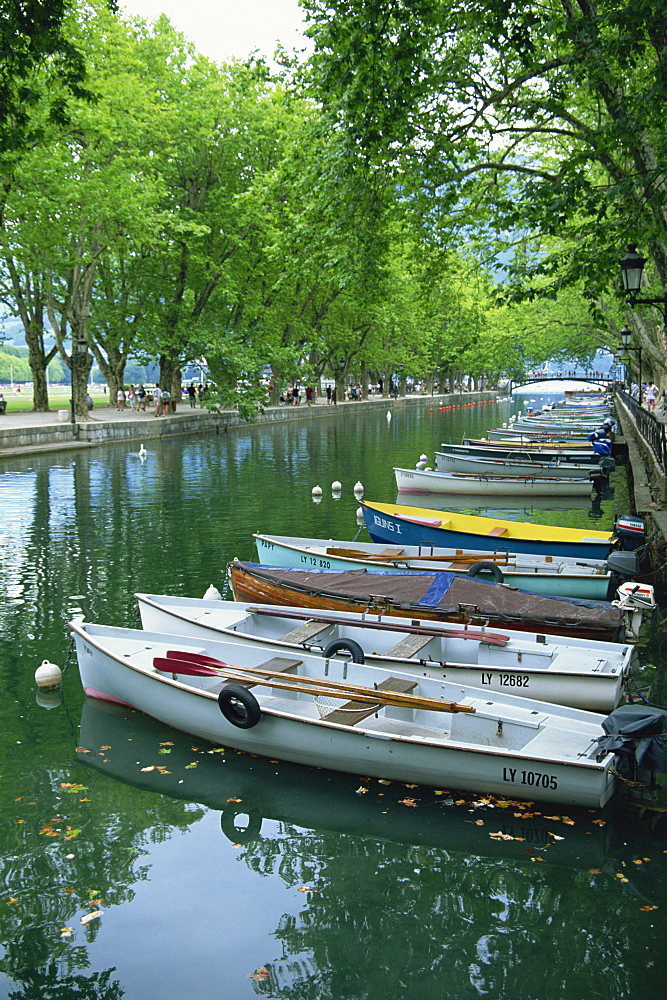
[[486, 526, 508, 537], [319, 676, 418, 726], [384, 633, 434, 658], [374, 547, 405, 558], [279, 621, 332, 644], [205, 656, 302, 694]]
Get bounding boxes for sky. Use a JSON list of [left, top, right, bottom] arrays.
[[119, 0, 311, 63]]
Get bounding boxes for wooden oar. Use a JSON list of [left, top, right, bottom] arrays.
[[244, 606, 510, 646], [156, 653, 475, 714]]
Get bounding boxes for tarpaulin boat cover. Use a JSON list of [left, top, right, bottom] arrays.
[[596, 705, 667, 774], [232, 562, 622, 638]]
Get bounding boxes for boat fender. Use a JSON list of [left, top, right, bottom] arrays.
[[467, 561, 504, 583], [322, 639, 365, 663], [220, 807, 262, 844], [218, 684, 262, 728]]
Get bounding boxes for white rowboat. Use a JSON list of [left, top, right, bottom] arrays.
[[135, 593, 636, 711], [70, 619, 621, 807]]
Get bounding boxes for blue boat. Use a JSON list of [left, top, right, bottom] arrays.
[[361, 500, 615, 560]]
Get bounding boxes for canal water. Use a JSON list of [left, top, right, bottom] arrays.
[[1, 395, 666, 1000]]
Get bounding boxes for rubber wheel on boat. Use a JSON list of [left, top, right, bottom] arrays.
[[322, 638, 365, 663], [467, 561, 504, 583], [220, 807, 262, 844], [218, 684, 262, 728]]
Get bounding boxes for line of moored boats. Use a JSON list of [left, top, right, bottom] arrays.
[[71, 390, 667, 810]]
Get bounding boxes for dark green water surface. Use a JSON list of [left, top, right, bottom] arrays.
[[1, 396, 666, 1000]]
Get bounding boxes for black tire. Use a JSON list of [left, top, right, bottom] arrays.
[[467, 561, 504, 583], [322, 638, 365, 663], [220, 807, 262, 844], [218, 684, 262, 728]]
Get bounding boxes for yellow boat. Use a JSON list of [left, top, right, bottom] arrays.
[[361, 500, 614, 559]]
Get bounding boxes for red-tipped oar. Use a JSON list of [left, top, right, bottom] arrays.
[[153, 652, 475, 714]]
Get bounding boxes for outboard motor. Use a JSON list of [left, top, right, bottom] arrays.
[[592, 438, 612, 457], [606, 550, 640, 580], [613, 514, 647, 551], [590, 455, 617, 495], [611, 581, 656, 640], [596, 705, 667, 801]]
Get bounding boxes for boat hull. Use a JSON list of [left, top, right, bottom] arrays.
[[252, 533, 612, 600], [434, 451, 600, 478], [228, 562, 623, 642], [136, 593, 633, 712], [395, 467, 594, 496], [361, 500, 613, 560], [71, 621, 618, 807]]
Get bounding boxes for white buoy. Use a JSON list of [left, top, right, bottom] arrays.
[[416, 461, 426, 470], [356, 506, 364, 521], [425, 466, 432, 471], [419, 453, 428, 463], [353, 481, 364, 494], [35, 659, 62, 690], [332, 481, 342, 491], [203, 584, 222, 600], [312, 485, 322, 496]]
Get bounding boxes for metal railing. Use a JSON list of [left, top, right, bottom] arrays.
[[616, 388, 667, 474]]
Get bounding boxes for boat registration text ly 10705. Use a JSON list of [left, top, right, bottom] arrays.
[[503, 767, 558, 790]]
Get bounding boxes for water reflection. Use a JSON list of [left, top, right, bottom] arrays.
[[73, 699, 666, 999]]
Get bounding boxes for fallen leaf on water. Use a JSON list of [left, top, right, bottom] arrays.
[[379, 779, 392, 785], [355, 786, 368, 795], [64, 830, 81, 841], [246, 967, 270, 982], [405, 783, 419, 789], [297, 887, 313, 893], [548, 833, 564, 841], [184, 763, 198, 769], [140, 766, 156, 772], [588, 869, 601, 874], [100, 745, 111, 751], [475, 820, 484, 826], [398, 798, 418, 807], [226, 797, 242, 803], [615, 874, 629, 882], [60, 927, 74, 938], [75, 748, 91, 753], [489, 832, 525, 841], [640, 905, 658, 911], [80, 910, 102, 925], [592, 819, 606, 826], [159, 742, 174, 746], [562, 817, 575, 825], [158, 748, 172, 755], [6, 898, 18, 905], [63, 888, 75, 895]]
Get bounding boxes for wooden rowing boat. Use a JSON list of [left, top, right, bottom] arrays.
[[227, 560, 627, 641]]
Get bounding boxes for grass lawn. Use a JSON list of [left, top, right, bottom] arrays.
[[0, 388, 113, 412]]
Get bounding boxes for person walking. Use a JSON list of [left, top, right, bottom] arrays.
[[305, 385, 313, 406], [187, 384, 196, 408], [137, 385, 147, 411], [153, 385, 162, 416], [331, 386, 337, 405], [161, 387, 171, 416], [127, 384, 137, 411], [116, 387, 126, 410], [326, 385, 332, 404]]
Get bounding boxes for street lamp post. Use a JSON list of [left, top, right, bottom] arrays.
[[618, 327, 642, 400]]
